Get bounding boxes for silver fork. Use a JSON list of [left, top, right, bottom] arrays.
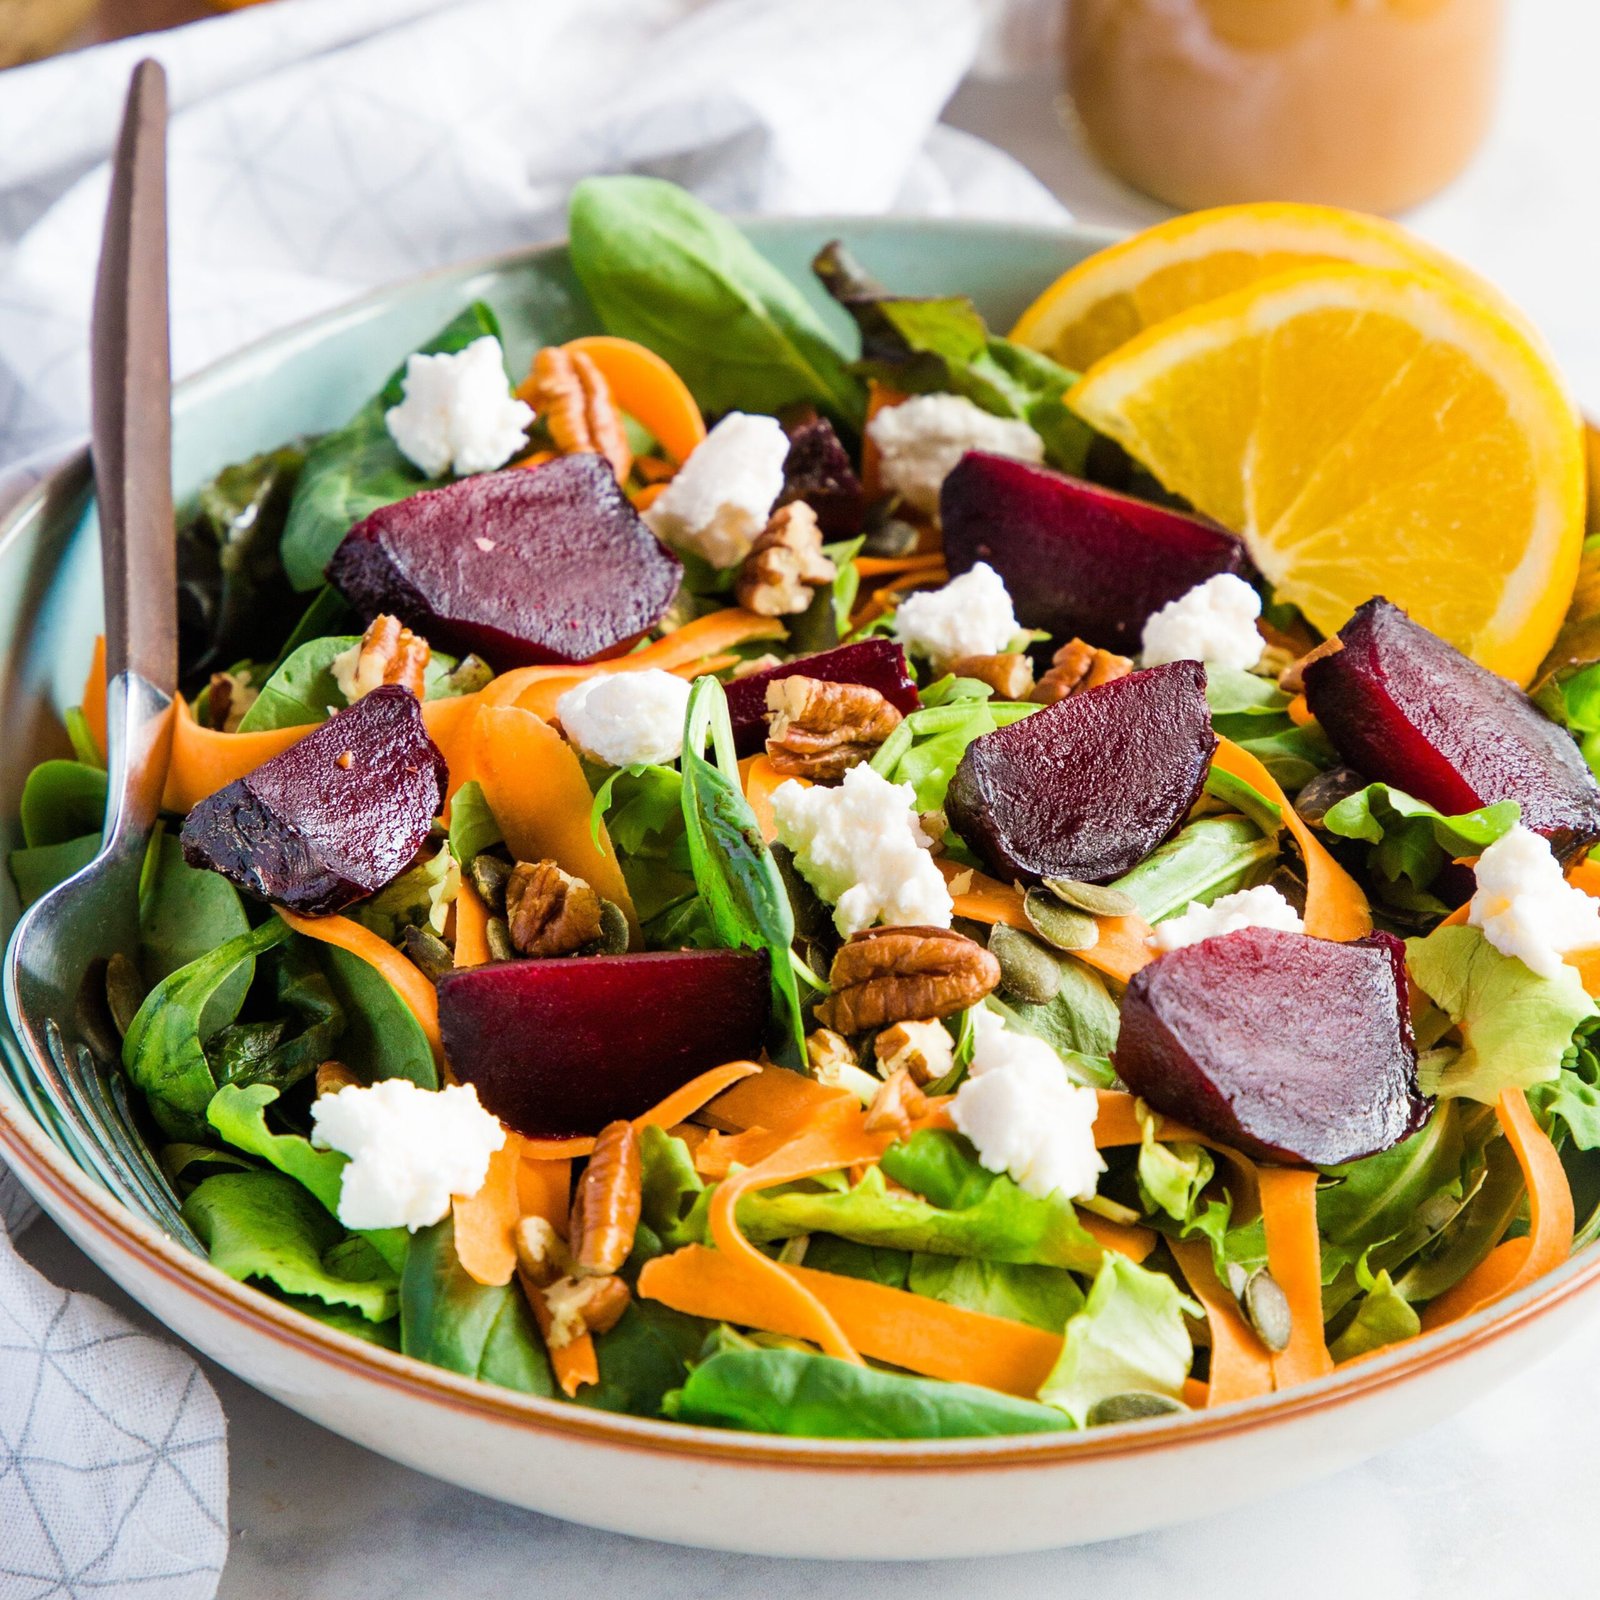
[[2, 62, 198, 1249]]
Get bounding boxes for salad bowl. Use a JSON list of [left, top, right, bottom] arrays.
[[2, 216, 1598, 1559]]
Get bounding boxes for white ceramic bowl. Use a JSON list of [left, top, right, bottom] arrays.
[[4, 218, 1598, 1558]]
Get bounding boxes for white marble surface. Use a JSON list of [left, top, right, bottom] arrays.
[[18, 4, 1600, 1593]]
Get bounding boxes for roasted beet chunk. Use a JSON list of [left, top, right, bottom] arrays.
[[180, 686, 447, 915], [778, 412, 865, 538], [1115, 928, 1426, 1166], [326, 455, 682, 668], [941, 453, 1248, 653], [437, 949, 769, 1137], [946, 661, 1215, 884], [1304, 598, 1600, 862], [724, 639, 920, 756]]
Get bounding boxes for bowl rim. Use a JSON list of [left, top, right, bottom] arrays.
[[3, 216, 1598, 1473]]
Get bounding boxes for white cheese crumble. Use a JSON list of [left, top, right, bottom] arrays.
[[1149, 884, 1305, 953], [866, 392, 1044, 518], [951, 1009, 1105, 1201], [383, 336, 533, 477], [643, 412, 789, 567], [1468, 824, 1600, 980], [310, 1079, 506, 1232], [893, 562, 1019, 671], [769, 763, 952, 936], [556, 669, 691, 768], [1140, 572, 1264, 671]]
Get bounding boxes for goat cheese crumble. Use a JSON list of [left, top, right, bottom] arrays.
[[1468, 824, 1600, 980], [556, 669, 691, 768], [867, 392, 1044, 518], [951, 1009, 1105, 1201], [310, 1079, 505, 1232], [1140, 572, 1264, 671], [1149, 884, 1305, 953], [893, 562, 1019, 671], [383, 336, 533, 477], [769, 763, 952, 936], [643, 412, 789, 567]]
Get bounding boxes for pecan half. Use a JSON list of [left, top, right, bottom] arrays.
[[734, 502, 837, 617], [334, 614, 431, 702], [505, 859, 603, 957], [863, 1066, 930, 1139], [568, 1120, 641, 1278], [1277, 634, 1344, 694], [514, 1215, 571, 1290], [1032, 637, 1132, 704], [948, 652, 1035, 701], [315, 1060, 361, 1098], [542, 1274, 631, 1348], [816, 925, 1000, 1035], [529, 345, 632, 481], [874, 1019, 954, 1086], [765, 674, 903, 780], [205, 671, 258, 733]]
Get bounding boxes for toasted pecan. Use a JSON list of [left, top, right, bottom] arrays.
[[337, 614, 431, 702], [530, 345, 632, 481], [568, 1120, 642, 1278], [542, 1273, 631, 1347], [1031, 637, 1132, 704], [873, 1019, 955, 1086], [863, 1066, 931, 1139], [816, 925, 1000, 1035], [764, 674, 903, 780], [734, 501, 837, 617], [948, 652, 1035, 700], [314, 1060, 362, 1098], [1276, 634, 1344, 694], [505, 859, 604, 957]]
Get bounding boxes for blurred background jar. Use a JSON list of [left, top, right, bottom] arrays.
[[1065, 0, 1507, 214]]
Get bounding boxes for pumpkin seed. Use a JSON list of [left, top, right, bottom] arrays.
[[402, 924, 455, 981], [1023, 888, 1100, 952], [485, 917, 516, 964], [1086, 1391, 1185, 1426], [1043, 877, 1140, 919], [594, 899, 630, 955], [863, 515, 920, 558], [104, 953, 147, 1039], [1242, 1268, 1293, 1353], [469, 851, 512, 914], [988, 923, 1063, 1004]]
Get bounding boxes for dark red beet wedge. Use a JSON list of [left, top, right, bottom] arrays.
[[941, 453, 1249, 652], [180, 685, 447, 915], [779, 413, 864, 538], [1115, 928, 1425, 1166], [437, 950, 769, 1137], [326, 455, 682, 668], [1304, 598, 1600, 862], [946, 662, 1215, 884], [725, 639, 920, 757]]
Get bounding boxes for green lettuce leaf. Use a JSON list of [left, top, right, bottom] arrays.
[[870, 699, 1038, 812], [1109, 816, 1279, 925], [1328, 1263, 1420, 1362], [1323, 783, 1520, 891], [906, 1255, 1084, 1331], [447, 779, 503, 864]]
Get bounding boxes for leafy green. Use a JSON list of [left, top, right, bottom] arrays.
[[137, 834, 253, 1036], [1225, 722, 1337, 791], [870, 698, 1038, 812], [203, 940, 344, 1098], [19, 759, 106, 848], [123, 921, 292, 1140], [1110, 816, 1279, 925], [813, 240, 1092, 473], [279, 302, 502, 589], [593, 763, 696, 923], [9, 833, 98, 907], [1328, 1263, 1420, 1362], [568, 177, 862, 425], [1038, 1255, 1197, 1428], [1323, 784, 1520, 892], [987, 971, 1121, 1066], [351, 846, 458, 944], [447, 779, 503, 864], [1205, 668, 1290, 719], [906, 1255, 1084, 1331], [184, 1170, 398, 1321], [802, 1236, 912, 1288], [572, 1300, 708, 1417], [1407, 924, 1595, 1103], [666, 1347, 1069, 1438], [680, 677, 806, 1066], [315, 942, 438, 1089], [1202, 766, 1283, 836], [399, 1216, 555, 1396], [639, 1125, 707, 1252], [236, 634, 463, 732]]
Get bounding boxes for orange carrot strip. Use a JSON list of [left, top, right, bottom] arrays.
[[1421, 1085, 1575, 1329], [558, 335, 706, 465], [275, 909, 442, 1063], [471, 704, 639, 943], [516, 1156, 571, 1224], [1093, 1089, 1261, 1219], [859, 382, 907, 500], [1568, 859, 1600, 897], [631, 482, 670, 512], [1213, 738, 1370, 942], [451, 1132, 524, 1287], [692, 1126, 791, 1179], [1170, 1238, 1275, 1406], [164, 699, 306, 812], [639, 1244, 1062, 1396], [1258, 1166, 1333, 1389], [635, 1060, 761, 1133], [81, 635, 107, 756], [1077, 1210, 1157, 1263], [698, 1064, 853, 1135], [521, 1136, 598, 1161], [424, 691, 489, 802], [512, 1154, 597, 1394], [453, 880, 491, 968], [1182, 1377, 1210, 1408], [854, 554, 949, 578], [740, 754, 796, 844], [1286, 693, 1314, 727], [851, 566, 948, 628], [937, 859, 1154, 983]]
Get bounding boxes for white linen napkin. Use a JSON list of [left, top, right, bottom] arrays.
[[0, 2, 1064, 1592]]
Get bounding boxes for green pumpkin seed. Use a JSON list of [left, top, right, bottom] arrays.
[[595, 899, 630, 955], [485, 917, 516, 964], [1042, 877, 1140, 919], [468, 852, 512, 914], [402, 924, 455, 982], [1242, 1268, 1293, 1353], [1023, 888, 1100, 952], [1086, 1392, 1186, 1426], [988, 923, 1063, 1004], [105, 953, 147, 1039]]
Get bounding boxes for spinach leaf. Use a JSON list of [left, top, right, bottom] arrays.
[[567, 177, 862, 425], [1202, 765, 1283, 836], [280, 302, 501, 590], [593, 763, 697, 923], [813, 240, 1093, 474], [184, 1170, 398, 1321], [400, 1216, 555, 1396], [123, 921, 292, 1140], [204, 940, 344, 1098], [315, 942, 438, 1089], [666, 1347, 1069, 1439], [137, 833, 253, 1036], [870, 698, 1038, 812], [9, 834, 98, 907], [1322, 783, 1520, 892], [19, 759, 106, 847], [680, 677, 806, 1066], [572, 1300, 708, 1417], [907, 1255, 1084, 1331], [236, 634, 464, 732], [282, 1298, 401, 1350], [802, 1235, 912, 1288], [1224, 721, 1337, 791], [447, 779, 504, 864], [1109, 816, 1280, 925], [987, 966, 1122, 1066]]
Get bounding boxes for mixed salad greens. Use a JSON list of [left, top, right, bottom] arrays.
[[11, 176, 1600, 1442]]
